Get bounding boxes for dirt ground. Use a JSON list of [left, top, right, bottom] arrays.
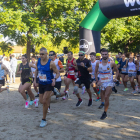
[[0, 77, 140, 140]]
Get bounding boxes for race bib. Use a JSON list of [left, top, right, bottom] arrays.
[[69, 70, 75, 75], [39, 73, 47, 82], [128, 69, 135, 73], [100, 74, 112, 83], [121, 68, 126, 73]]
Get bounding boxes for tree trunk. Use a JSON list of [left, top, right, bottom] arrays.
[[26, 31, 31, 61]]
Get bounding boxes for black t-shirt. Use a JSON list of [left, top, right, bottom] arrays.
[[76, 58, 91, 80]]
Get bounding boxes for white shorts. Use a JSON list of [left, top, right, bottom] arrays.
[[101, 81, 115, 91]]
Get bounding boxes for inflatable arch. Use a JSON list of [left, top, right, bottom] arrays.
[[79, 0, 140, 54]]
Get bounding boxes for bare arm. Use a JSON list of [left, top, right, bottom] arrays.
[[112, 62, 119, 80], [16, 64, 21, 74], [29, 62, 37, 69], [72, 59, 77, 70], [1, 64, 9, 75], [34, 61, 38, 81], [95, 62, 99, 82]]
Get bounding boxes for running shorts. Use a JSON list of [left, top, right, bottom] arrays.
[[33, 77, 39, 83], [22, 78, 32, 85], [101, 81, 115, 91], [75, 78, 90, 89], [128, 73, 136, 77], [54, 81, 61, 90], [67, 74, 76, 81], [0, 79, 5, 86], [39, 84, 54, 94], [137, 71, 140, 75], [121, 72, 128, 75]]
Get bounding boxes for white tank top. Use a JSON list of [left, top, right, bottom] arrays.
[[128, 60, 136, 73], [53, 59, 61, 82], [91, 60, 97, 79], [31, 62, 36, 78], [98, 59, 113, 83]]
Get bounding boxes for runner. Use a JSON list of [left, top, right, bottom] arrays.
[[95, 49, 118, 120], [17, 54, 39, 108], [74, 51, 92, 107], [31, 56, 39, 98], [136, 54, 140, 93], [0, 57, 10, 93], [118, 54, 129, 91], [63, 51, 77, 100], [49, 51, 64, 98], [90, 52, 100, 102], [34, 47, 59, 127], [126, 53, 138, 94]]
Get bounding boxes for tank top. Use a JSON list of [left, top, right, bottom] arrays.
[[138, 61, 140, 71], [31, 62, 36, 78], [37, 58, 53, 85], [53, 59, 61, 82], [20, 62, 31, 80], [67, 58, 75, 75], [128, 60, 136, 73], [0, 64, 5, 80], [120, 59, 128, 73], [98, 59, 113, 83], [91, 60, 97, 79]]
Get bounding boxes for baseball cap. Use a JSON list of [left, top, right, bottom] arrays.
[[96, 53, 101, 56]]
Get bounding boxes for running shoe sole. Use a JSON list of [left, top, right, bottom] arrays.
[[76, 101, 83, 107]]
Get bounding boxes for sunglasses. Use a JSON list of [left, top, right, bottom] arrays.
[[40, 53, 46, 55], [49, 54, 54, 56], [79, 54, 84, 56]]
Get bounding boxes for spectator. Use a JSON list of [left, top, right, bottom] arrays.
[[10, 55, 17, 83], [59, 55, 64, 65]]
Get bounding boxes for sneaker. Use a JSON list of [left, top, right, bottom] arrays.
[[76, 99, 83, 107], [124, 88, 129, 91], [88, 99, 92, 106], [65, 91, 69, 98], [40, 120, 47, 128], [81, 86, 85, 94], [95, 98, 101, 102], [25, 91, 29, 99], [54, 88, 61, 97], [6, 86, 10, 93], [131, 90, 137, 94], [25, 101, 29, 108], [62, 96, 66, 100], [56, 97, 59, 100], [34, 99, 39, 107], [100, 112, 107, 120], [112, 87, 117, 93], [47, 108, 50, 113], [35, 94, 39, 97], [29, 100, 34, 105], [98, 103, 104, 109]]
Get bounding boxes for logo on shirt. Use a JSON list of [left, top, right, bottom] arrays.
[[79, 39, 92, 53], [107, 66, 110, 70]]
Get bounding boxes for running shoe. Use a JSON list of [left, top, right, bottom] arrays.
[[47, 107, 50, 113], [40, 120, 47, 127], [25, 91, 29, 99], [76, 99, 83, 107], [34, 99, 39, 107], [56, 97, 59, 100], [62, 96, 66, 100], [54, 88, 61, 97], [100, 112, 107, 120], [95, 98, 101, 102], [29, 100, 34, 105], [124, 88, 129, 91], [6, 86, 10, 93], [131, 90, 137, 94], [88, 99, 92, 106], [81, 86, 85, 94], [25, 101, 29, 108], [98, 103, 104, 109], [35, 94, 39, 97], [112, 86, 117, 93]]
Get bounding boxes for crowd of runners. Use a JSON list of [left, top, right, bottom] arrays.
[[0, 47, 140, 127]]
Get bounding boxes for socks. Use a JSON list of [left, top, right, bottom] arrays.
[[42, 119, 46, 121], [79, 98, 82, 101]]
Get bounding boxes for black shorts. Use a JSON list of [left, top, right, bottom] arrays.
[[121, 73, 128, 75], [54, 81, 61, 90], [137, 71, 140, 75], [75, 78, 90, 89], [33, 77, 39, 83], [119, 69, 121, 73], [22, 78, 32, 85], [39, 84, 54, 94], [0, 79, 5, 86]]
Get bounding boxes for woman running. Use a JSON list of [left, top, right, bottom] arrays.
[[17, 54, 39, 108], [118, 54, 129, 91], [126, 53, 138, 94]]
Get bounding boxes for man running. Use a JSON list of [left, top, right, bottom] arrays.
[[63, 51, 77, 99], [95, 49, 118, 120], [34, 47, 59, 127], [74, 51, 92, 107]]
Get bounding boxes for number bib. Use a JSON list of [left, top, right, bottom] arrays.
[[100, 74, 112, 83], [39, 73, 47, 82], [69, 70, 75, 75], [121, 68, 126, 73], [128, 69, 135, 73]]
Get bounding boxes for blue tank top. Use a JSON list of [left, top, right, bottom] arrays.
[[120, 59, 128, 73], [0, 64, 4, 80], [37, 58, 54, 85]]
